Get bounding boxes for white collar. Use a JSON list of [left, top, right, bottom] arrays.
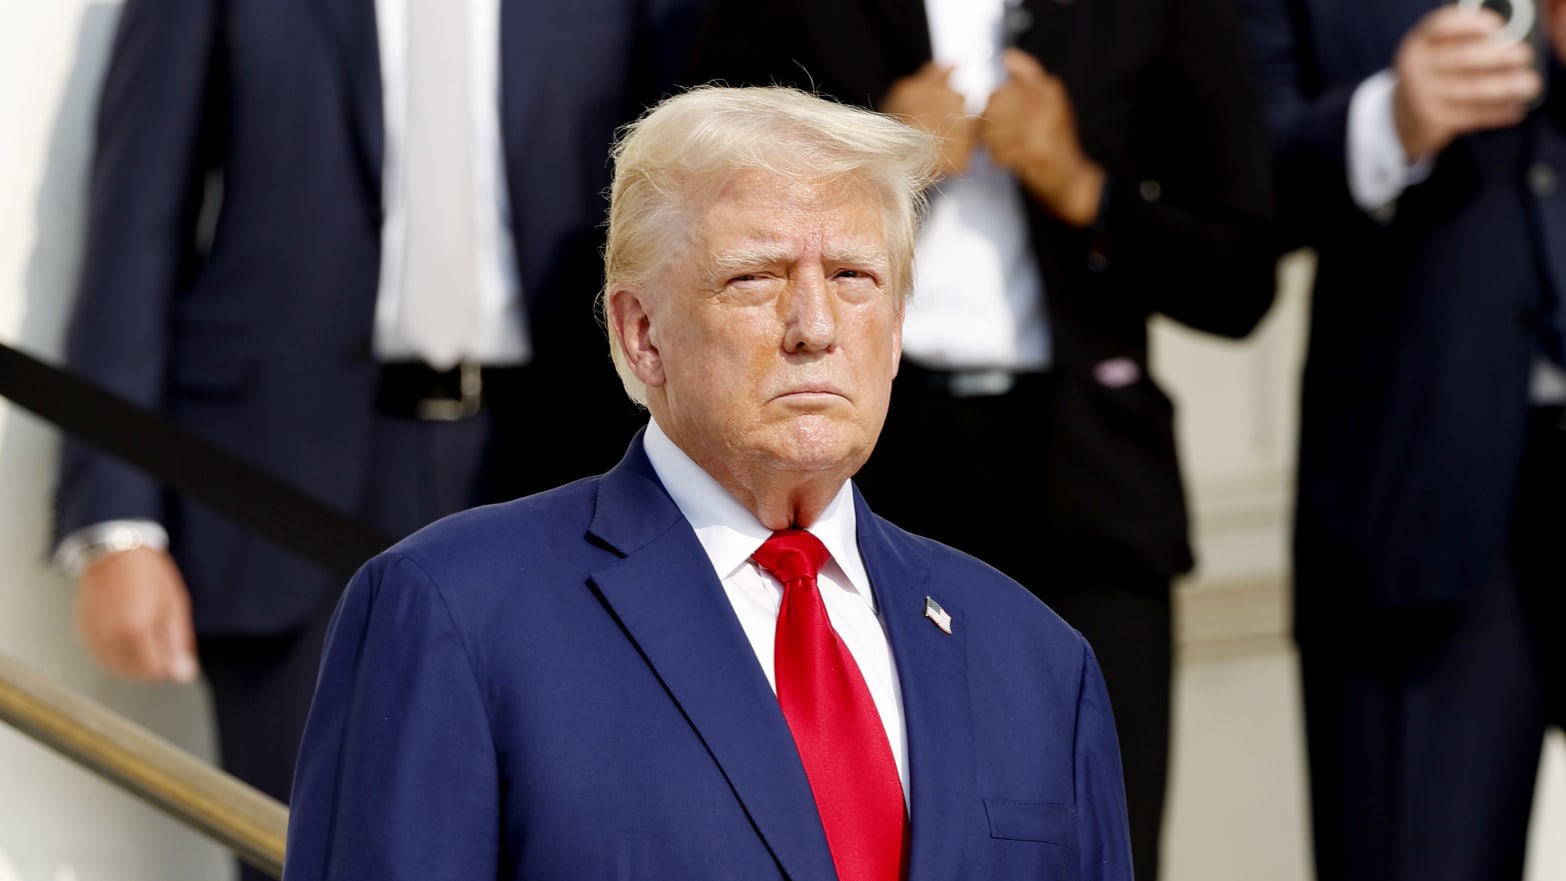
[[642, 419, 875, 609]]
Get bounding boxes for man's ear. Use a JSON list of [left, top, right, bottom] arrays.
[[891, 295, 905, 378], [608, 282, 666, 388]]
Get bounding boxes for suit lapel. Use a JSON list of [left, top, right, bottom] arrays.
[[856, 492, 975, 881], [305, 0, 384, 202], [588, 437, 839, 881]]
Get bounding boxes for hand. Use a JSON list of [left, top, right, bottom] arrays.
[[1392, 6, 1540, 163], [1551, 0, 1566, 65], [75, 547, 200, 684], [882, 62, 980, 177], [980, 49, 1107, 227]]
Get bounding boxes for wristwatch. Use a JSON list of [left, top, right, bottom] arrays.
[[54, 521, 169, 579]]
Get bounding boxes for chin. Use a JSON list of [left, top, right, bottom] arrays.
[[764, 419, 871, 473]]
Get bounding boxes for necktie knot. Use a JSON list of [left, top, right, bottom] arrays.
[[753, 529, 830, 586]]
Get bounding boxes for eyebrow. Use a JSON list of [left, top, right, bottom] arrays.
[[708, 243, 891, 276]]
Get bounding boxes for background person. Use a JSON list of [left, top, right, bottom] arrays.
[[1242, 0, 1566, 877], [52, 4, 701, 879]]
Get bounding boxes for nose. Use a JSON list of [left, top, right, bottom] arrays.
[[782, 268, 839, 354]]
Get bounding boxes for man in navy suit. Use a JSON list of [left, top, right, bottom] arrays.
[[284, 85, 1134, 881], [52, 1, 699, 869], [1242, 0, 1566, 877]]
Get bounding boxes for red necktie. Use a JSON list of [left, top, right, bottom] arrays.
[[753, 529, 908, 881]]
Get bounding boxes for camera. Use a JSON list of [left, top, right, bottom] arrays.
[[1456, 0, 1538, 43]]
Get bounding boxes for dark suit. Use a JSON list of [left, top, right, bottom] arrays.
[[56, 0, 696, 829], [284, 431, 1134, 881], [1242, 0, 1566, 876], [687, 1, 1278, 876]]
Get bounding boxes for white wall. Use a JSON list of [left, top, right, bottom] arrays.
[[0, 5, 1559, 880], [0, 4, 229, 880]]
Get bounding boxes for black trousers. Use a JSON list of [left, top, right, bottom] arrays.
[[856, 366, 1173, 881], [1301, 405, 1566, 881]]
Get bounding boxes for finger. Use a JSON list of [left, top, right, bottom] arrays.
[[1429, 38, 1534, 76], [945, 115, 970, 144], [1420, 5, 1507, 41], [984, 131, 1025, 170], [163, 605, 200, 685], [1443, 100, 1531, 133], [1438, 68, 1542, 107], [981, 82, 1031, 125], [122, 621, 175, 682], [75, 598, 136, 679], [914, 60, 956, 85], [1001, 47, 1049, 83], [935, 113, 976, 146]]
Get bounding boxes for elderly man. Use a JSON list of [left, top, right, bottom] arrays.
[[283, 85, 1133, 881]]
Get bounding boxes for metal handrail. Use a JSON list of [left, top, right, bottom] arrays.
[[0, 652, 288, 878]]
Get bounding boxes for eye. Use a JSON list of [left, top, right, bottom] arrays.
[[725, 272, 777, 289], [717, 271, 784, 302], [832, 267, 883, 287]]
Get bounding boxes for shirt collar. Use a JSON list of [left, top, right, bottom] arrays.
[[642, 419, 875, 609]]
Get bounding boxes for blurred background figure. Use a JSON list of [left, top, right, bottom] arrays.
[[52, 1, 702, 877], [1242, 0, 1566, 877], [686, 0, 1279, 877]]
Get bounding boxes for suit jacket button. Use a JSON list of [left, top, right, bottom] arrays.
[[1528, 162, 1557, 197]]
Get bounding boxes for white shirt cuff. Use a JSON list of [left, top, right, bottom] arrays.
[[1347, 70, 1434, 219], [53, 520, 169, 578]]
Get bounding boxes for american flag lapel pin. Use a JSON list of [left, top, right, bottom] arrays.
[[924, 596, 953, 635]]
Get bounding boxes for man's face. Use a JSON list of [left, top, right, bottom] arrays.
[[629, 169, 902, 488]]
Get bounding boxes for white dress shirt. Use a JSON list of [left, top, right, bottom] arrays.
[[641, 419, 911, 802], [1347, 70, 1566, 402], [1347, 70, 1434, 216], [903, 0, 1051, 373], [371, 0, 529, 365]]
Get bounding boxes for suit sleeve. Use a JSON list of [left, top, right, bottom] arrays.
[[1079, 0, 1283, 339], [1237, 0, 1372, 248], [1072, 639, 1135, 881], [55, 0, 223, 541], [284, 555, 501, 881]]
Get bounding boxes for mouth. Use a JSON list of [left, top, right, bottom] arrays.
[[773, 387, 848, 406]]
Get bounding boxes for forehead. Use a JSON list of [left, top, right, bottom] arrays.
[[694, 169, 888, 250]]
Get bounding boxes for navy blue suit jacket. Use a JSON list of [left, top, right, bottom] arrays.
[[1242, 0, 1566, 637], [283, 434, 1134, 881], [55, 0, 693, 636]]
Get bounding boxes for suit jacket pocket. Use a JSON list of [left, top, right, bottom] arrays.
[[984, 798, 1077, 848]]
